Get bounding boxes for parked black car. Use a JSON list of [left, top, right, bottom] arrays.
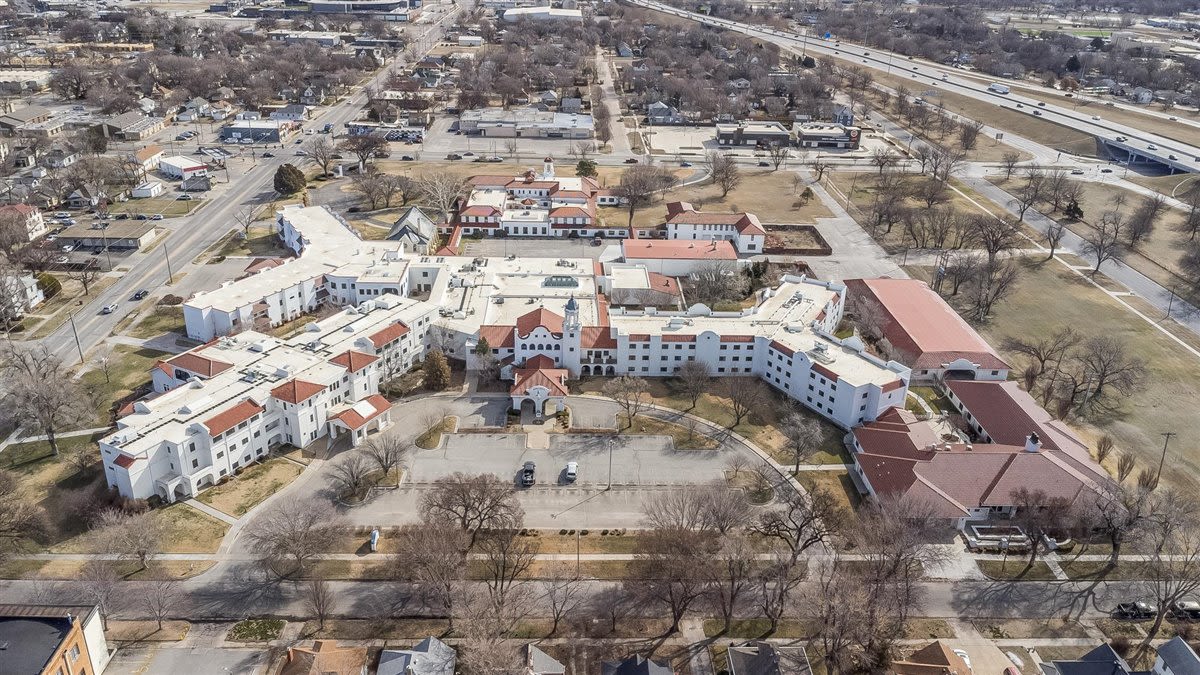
[[1115, 602, 1157, 620], [521, 461, 536, 487]]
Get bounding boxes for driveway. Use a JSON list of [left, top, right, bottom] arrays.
[[104, 645, 269, 675]]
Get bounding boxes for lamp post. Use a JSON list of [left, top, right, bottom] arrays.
[[607, 437, 614, 491]]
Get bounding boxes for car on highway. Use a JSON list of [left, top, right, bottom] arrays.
[[400, 155, 414, 161], [1170, 154, 1178, 160], [624, 158, 640, 163], [262, 152, 274, 158], [446, 153, 462, 160], [1101, 168, 1113, 173], [1071, 169, 1084, 175], [462, 151, 475, 157], [1092, 115, 1101, 120], [151, 214, 164, 220], [54, 212, 70, 218], [132, 289, 149, 301], [1169, 116, 1178, 121], [177, 194, 192, 200], [521, 461, 536, 487], [100, 303, 118, 315], [1037, 101, 1045, 107], [294, 139, 303, 144], [1115, 601, 1157, 620], [1148, 144, 1158, 150], [1033, 110, 1042, 116], [1016, 103, 1024, 108], [1170, 600, 1200, 621]]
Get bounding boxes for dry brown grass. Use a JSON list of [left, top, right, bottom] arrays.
[[196, 458, 303, 517]]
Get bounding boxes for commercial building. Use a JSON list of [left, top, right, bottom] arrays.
[[0, 69, 51, 93], [57, 221, 158, 251], [843, 278, 1010, 382], [716, 121, 791, 147], [794, 123, 861, 149], [663, 201, 766, 254], [452, 159, 623, 238], [0, 604, 110, 675], [458, 107, 594, 139], [159, 155, 209, 180], [100, 112, 166, 141], [219, 120, 283, 144]]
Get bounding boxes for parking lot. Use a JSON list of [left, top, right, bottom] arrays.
[[408, 433, 728, 488], [419, 115, 593, 159]]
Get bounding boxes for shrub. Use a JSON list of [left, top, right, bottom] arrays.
[[559, 528, 568, 535], [36, 273, 61, 299], [580, 529, 589, 536], [1110, 637, 1131, 657], [158, 294, 184, 306]]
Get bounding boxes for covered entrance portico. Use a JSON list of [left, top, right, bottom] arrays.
[[509, 366, 569, 423], [329, 394, 394, 447]]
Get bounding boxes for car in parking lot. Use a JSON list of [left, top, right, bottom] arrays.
[[521, 461, 536, 487], [401, 155, 414, 161], [54, 212, 70, 219], [1148, 144, 1158, 150], [262, 152, 274, 158], [1071, 169, 1084, 175], [565, 461, 578, 482], [757, 161, 770, 167], [151, 214, 164, 220], [100, 303, 118, 315], [61, 244, 75, 252], [1101, 168, 1113, 173], [55, 255, 69, 264], [177, 194, 192, 200], [132, 289, 149, 301], [1115, 601, 1157, 620]]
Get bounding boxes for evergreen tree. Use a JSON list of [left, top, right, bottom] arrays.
[[423, 349, 451, 391], [273, 164, 307, 195], [1065, 55, 1081, 72], [575, 159, 598, 178]]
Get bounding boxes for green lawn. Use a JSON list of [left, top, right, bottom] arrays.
[[227, 619, 285, 642], [215, 226, 289, 258]]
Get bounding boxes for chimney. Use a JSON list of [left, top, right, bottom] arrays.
[[1024, 432, 1042, 453]]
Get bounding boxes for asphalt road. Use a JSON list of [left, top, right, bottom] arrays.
[[37, 4, 468, 366], [621, 0, 1200, 171]]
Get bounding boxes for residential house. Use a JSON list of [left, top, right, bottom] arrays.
[[663, 201, 766, 254], [560, 97, 583, 114], [301, 86, 327, 106], [1036, 638, 1200, 675], [602, 655, 674, 675], [137, 98, 157, 114], [617, 41, 635, 57], [66, 184, 105, 209], [378, 637, 456, 675], [1, 272, 45, 321], [646, 101, 685, 125], [178, 97, 211, 122], [129, 144, 164, 178], [386, 206, 437, 253], [728, 77, 752, 91], [280, 640, 368, 675], [43, 145, 82, 169], [525, 644, 565, 675], [538, 90, 560, 106], [209, 101, 235, 121], [1154, 636, 1200, 675], [0, 604, 110, 675], [892, 641, 971, 675], [0, 203, 47, 241], [727, 641, 812, 675], [270, 104, 311, 122], [831, 104, 854, 125], [1129, 87, 1154, 104], [842, 278, 1011, 382]]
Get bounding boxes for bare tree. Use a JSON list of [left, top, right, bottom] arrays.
[[691, 259, 746, 306], [66, 265, 101, 296], [958, 120, 985, 150], [1117, 452, 1137, 482], [0, 344, 94, 455], [756, 558, 806, 634], [246, 498, 342, 577], [143, 579, 180, 631], [1126, 193, 1166, 247], [780, 412, 821, 473], [705, 150, 742, 198], [615, 165, 677, 227], [751, 485, 843, 564], [676, 360, 711, 409], [329, 452, 374, 501], [95, 509, 164, 571], [724, 378, 766, 428], [1000, 151, 1022, 181], [1044, 220, 1066, 260], [1141, 521, 1200, 655], [1001, 326, 1079, 390], [1082, 211, 1125, 275], [0, 469, 49, 561], [476, 527, 537, 608], [1011, 488, 1071, 566], [628, 527, 710, 634], [704, 534, 755, 635], [306, 575, 335, 631], [418, 473, 523, 547], [967, 259, 1021, 322], [767, 142, 790, 170], [503, 138, 519, 159], [361, 435, 408, 486], [1013, 169, 1045, 221], [602, 375, 649, 428], [80, 560, 120, 629], [338, 134, 388, 170], [416, 171, 468, 223], [969, 214, 1020, 266], [393, 524, 469, 630], [1084, 483, 1152, 568], [870, 147, 900, 175], [543, 573, 582, 636], [809, 158, 831, 182], [301, 136, 338, 178]]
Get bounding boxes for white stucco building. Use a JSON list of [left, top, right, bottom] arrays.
[[662, 201, 766, 254]]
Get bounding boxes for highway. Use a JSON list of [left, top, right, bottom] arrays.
[[622, 0, 1200, 173], [38, 4, 467, 366]]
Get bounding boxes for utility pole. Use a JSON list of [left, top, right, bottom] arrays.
[[68, 312, 84, 365], [164, 244, 174, 284], [606, 437, 614, 491], [1156, 432, 1176, 488]]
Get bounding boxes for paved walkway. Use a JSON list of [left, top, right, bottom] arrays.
[[0, 426, 111, 452], [184, 499, 238, 526]]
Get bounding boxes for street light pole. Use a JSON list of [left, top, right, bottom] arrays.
[[607, 437, 614, 491], [1156, 432, 1176, 488], [164, 244, 174, 284], [68, 312, 84, 365]]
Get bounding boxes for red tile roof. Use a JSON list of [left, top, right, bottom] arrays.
[[945, 379, 1065, 451], [203, 399, 265, 436], [330, 394, 391, 431], [720, 335, 755, 343], [582, 326, 616, 349], [769, 340, 795, 357], [621, 239, 738, 261], [461, 205, 500, 217], [811, 362, 839, 381], [525, 354, 556, 369], [647, 272, 681, 296], [368, 322, 410, 348], [329, 350, 378, 372], [516, 308, 564, 337], [510, 367, 570, 398], [271, 379, 325, 405], [166, 352, 234, 378], [478, 325, 515, 348]]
